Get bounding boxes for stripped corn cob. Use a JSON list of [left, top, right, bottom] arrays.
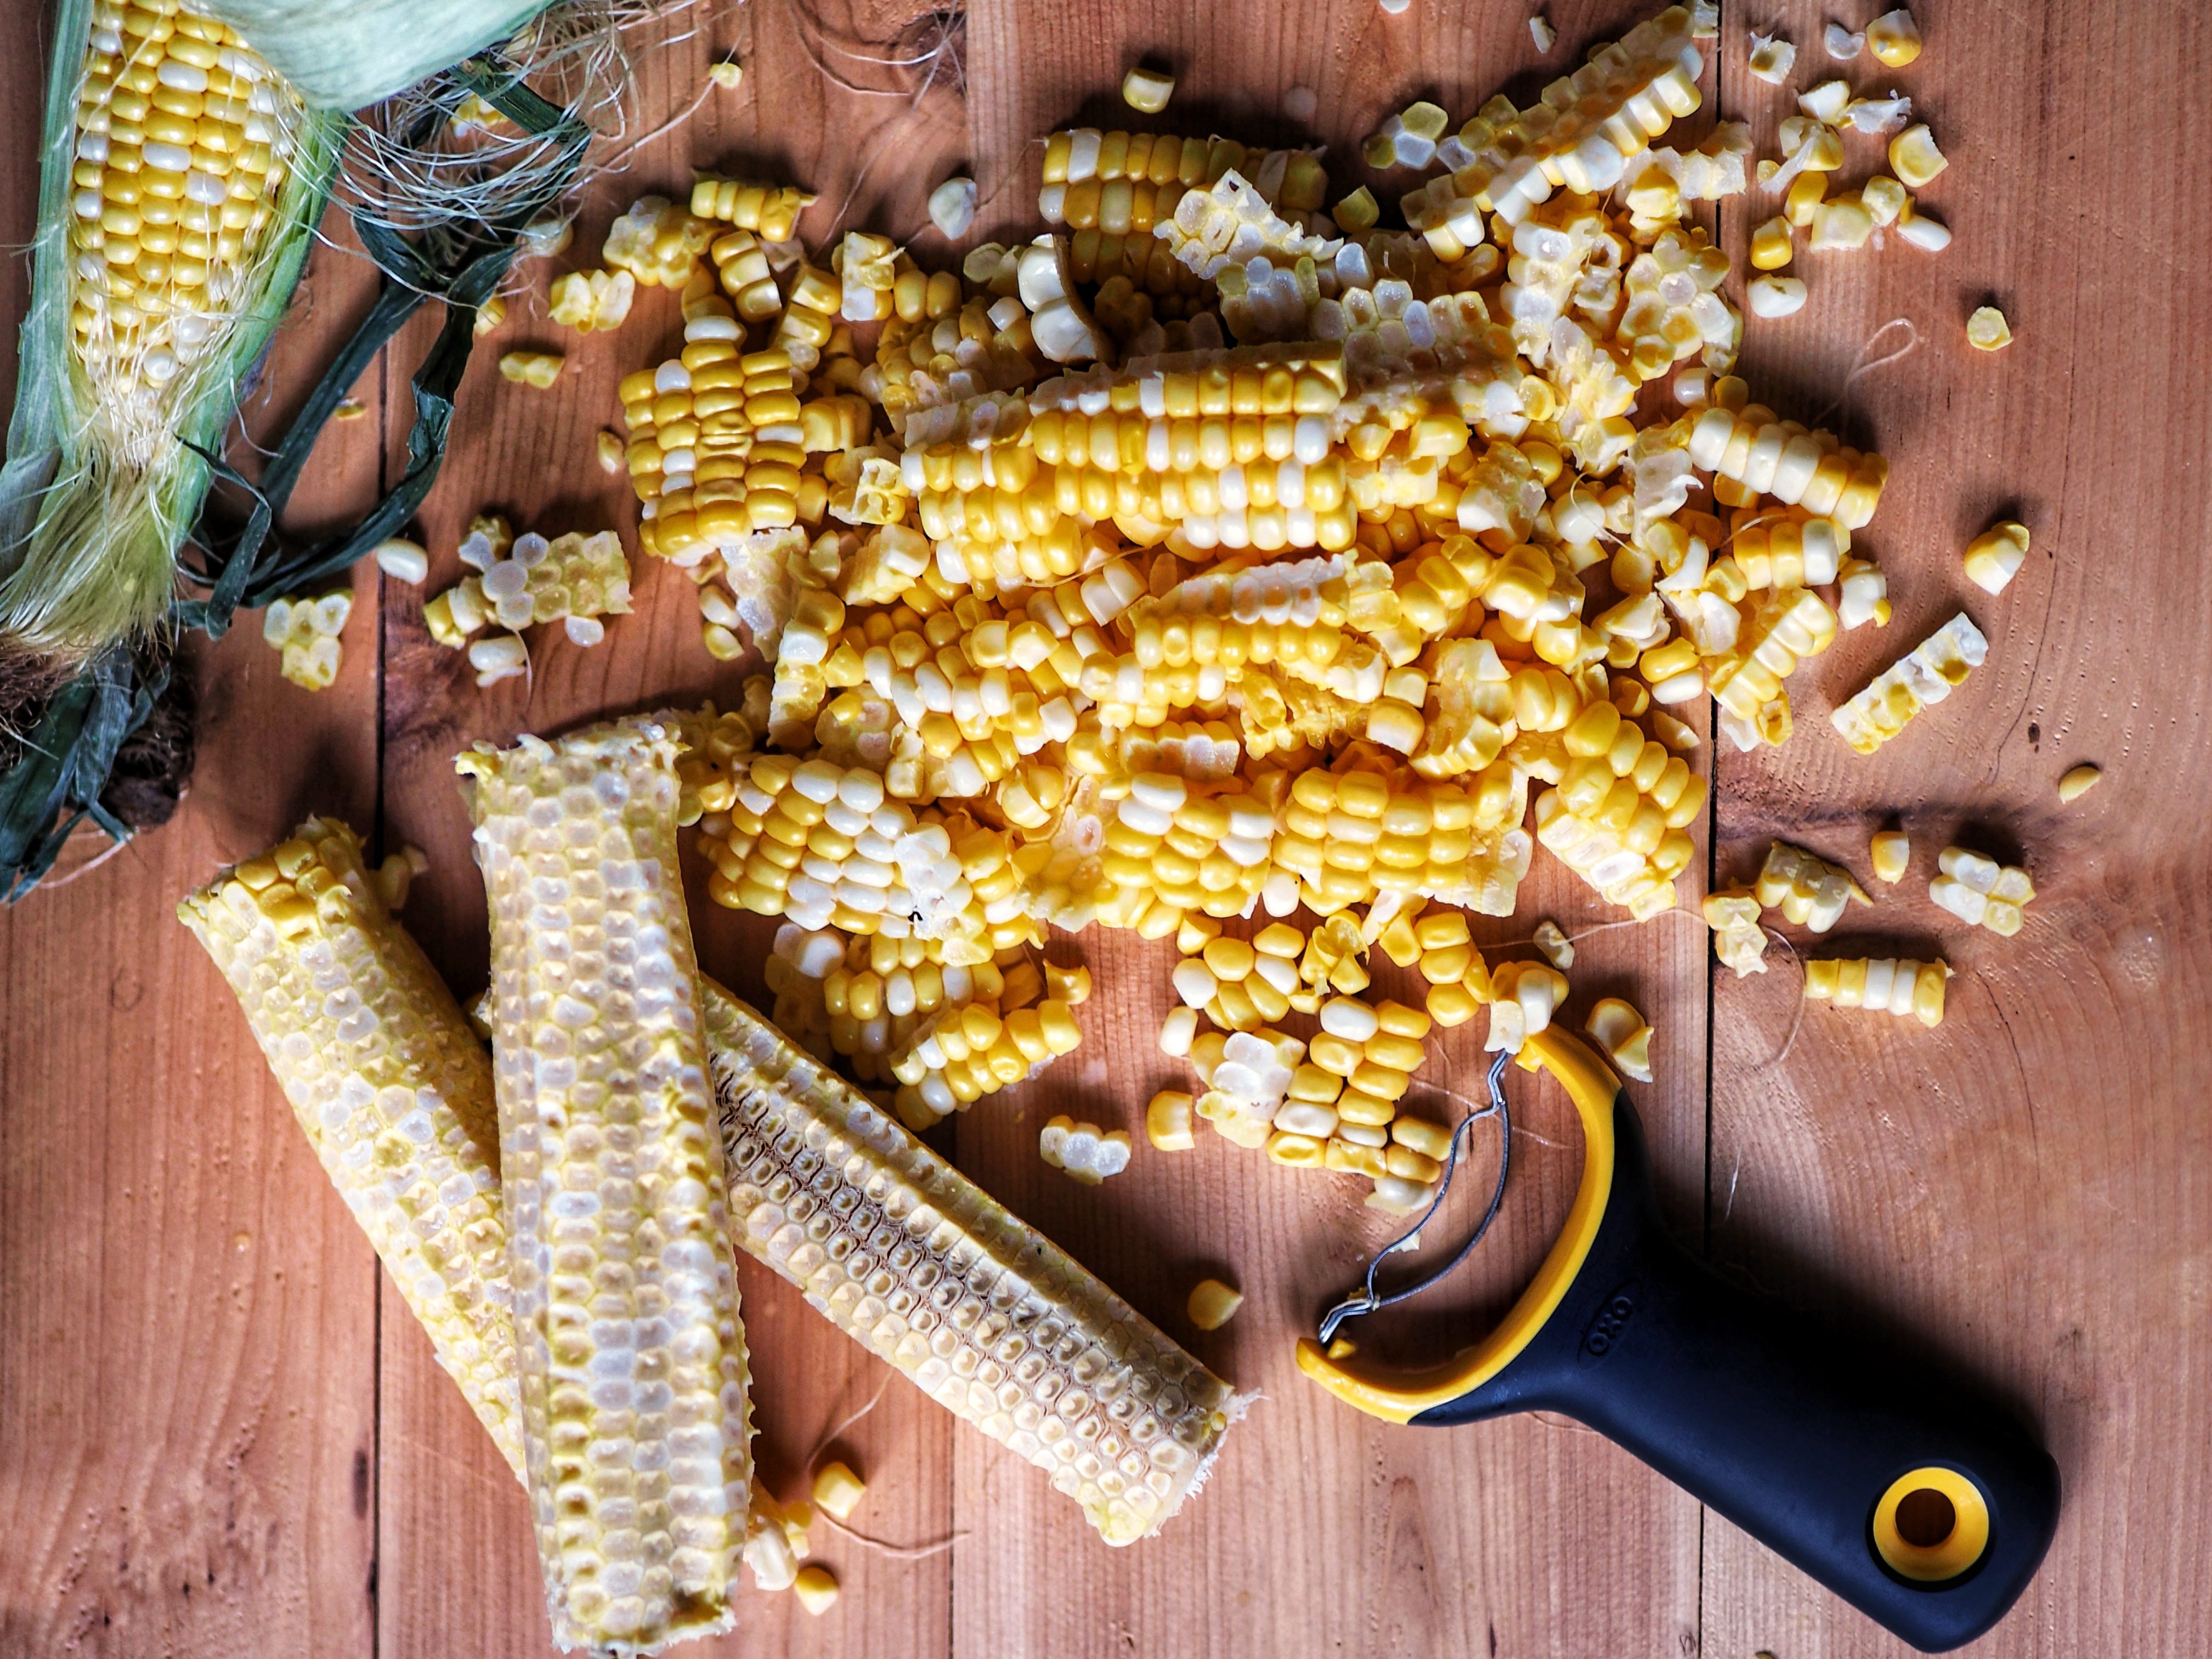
[[703, 979, 1244, 1544], [0, 0, 341, 656], [177, 818, 522, 1477], [459, 720, 754, 1655]]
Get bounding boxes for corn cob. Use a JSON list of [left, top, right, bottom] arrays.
[[702, 979, 1245, 1545], [0, 0, 341, 657], [459, 719, 754, 1655], [176, 818, 523, 1477]]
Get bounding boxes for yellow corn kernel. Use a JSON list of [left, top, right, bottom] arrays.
[[1583, 996, 1653, 1083], [1390, 1117, 1453, 1162], [497, 349, 563, 388], [811, 1460, 866, 1522], [2057, 764, 2101, 803], [1966, 305, 2012, 351], [1870, 828, 1910, 884], [793, 1565, 840, 1616], [1427, 980, 1480, 1026], [1785, 169, 1827, 228], [1122, 66, 1175, 113], [709, 59, 744, 89], [261, 588, 352, 690], [1755, 840, 1871, 932], [1962, 520, 2029, 593], [1187, 1278, 1243, 1330], [1750, 216, 1794, 271], [1532, 919, 1574, 971], [548, 267, 636, 333], [473, 294, 507, 337], [1147, 1089, 1196, 1150], [1704, 886, 1768, 977], [1809, 195, 1874, 252], [1889, 124, 1948, 188], [1866, 8, 1922, 66], [1332, 187, 1378, 233], [1803, 957, 1950, 1027]]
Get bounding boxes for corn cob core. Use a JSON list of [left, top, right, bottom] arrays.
[[701, 979, 1246, 1545], [176, 818, 523, 1477], [460, 720, 754, 1655], [69, 0, 305, 469]]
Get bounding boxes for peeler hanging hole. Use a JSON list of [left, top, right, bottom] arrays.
[[1894, 1488, 1958, 1548], [1872, 1465, 1990, 1583]]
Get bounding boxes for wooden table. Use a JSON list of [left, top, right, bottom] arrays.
[[3, 1, 2205, 1654]]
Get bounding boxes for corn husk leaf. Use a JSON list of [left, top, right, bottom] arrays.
[[197, 0, 553, 111], [0, 0, 344, 660]]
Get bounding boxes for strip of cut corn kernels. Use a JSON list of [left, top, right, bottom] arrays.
[[177, 818, 524, 1479], [460, 720, 754, 1655], [701, 978, 1246, 1545]]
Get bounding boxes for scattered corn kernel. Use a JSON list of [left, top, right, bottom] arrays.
[[1930, 846, 2035, 936], [1966, 305, 2012, 351], [1533, 919, 1574, 970], [1962, 521, 2030, 594], [1039, 1114, 1133, 1183], [2057, 765, 2101, 803], [473, 295, 507, 337], [1122, 66, 1175, 114], [1529, 15, 1556, 52], [497, 350, 564, 389], [372, 539, 429, 584], [1870, 828, 1911, 884], [1750, 216, 1794, 270], [1889, 124, 1948, 188], [1584, 996, 1653, 1083], [1897, 202, 1951, 251], [710, 59, 744, 89], [1866, 8, 1922, 66], [1187, 1278, 1243, 1330], [1747, 276, 1808, 318], [929, 177, 978, 239], [596, 429, 624, 474], [811, 1460, 866, 1522], [1148, 1089, 1196, 1151], [793, 1565, 840, 1616], [1824, 21, 1865, 58], [1747, 31, 1797, 83], [334, 396, 366, 421]]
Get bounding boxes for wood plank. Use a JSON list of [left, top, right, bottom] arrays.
[[952, 5, 1707, 1657], [366, 4, 968, 1655], [1705, 3, 2212, 1654], [0, 4, 389, 1651]]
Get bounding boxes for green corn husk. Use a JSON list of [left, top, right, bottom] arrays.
[[196, 0, 550, 111], [0, 0, 344, 662]]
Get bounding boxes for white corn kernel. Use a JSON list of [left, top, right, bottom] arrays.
[[372, 539, 428, 583], [1824, 21, 1864, 58], [1747, 32, 1797, 83], [793, 1566, 839, 1616], [1533, 919, 1574, 970], [929, 176, 977, 239], [1748, 276, 1807, 318], [1529, 15, 1555, 51]]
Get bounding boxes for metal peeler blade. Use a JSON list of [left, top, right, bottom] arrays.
[[1317, 1048, 1515, 1346]]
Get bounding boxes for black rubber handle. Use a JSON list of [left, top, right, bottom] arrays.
[[1417, 1094, 2058, 1654]]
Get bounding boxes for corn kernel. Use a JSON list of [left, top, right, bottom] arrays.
[[811, 1460, 866, 1521], [2057, 765, 2100, 804], [1966, 305, 2012, 351], [1889, 124, 1948, 188], [1962, 521, 2029, 593], [1747, 31, 1797, 84], [709, 59, 743, 89], [1866, 8, 1922, 66], [1747, 276, 1807, 318], [1750, 216, 1793, 271], [793, 1565, 839, 1615], [1038, 1114, 1133, 1182], [1187, 1278, 1243, 1330], [1332, 187, 1378, 233], [1122, 66, 1175, 114], [1930, 845, 2035, 936], [1870, 828, 1910, 884], [1532, 919, 1574, 970], [1147, 1090, 1196, 1151], [1584, 996, 1653, 1083], [929, 176, 977, 239]]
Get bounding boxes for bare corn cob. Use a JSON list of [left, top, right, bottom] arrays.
[[700, 977, 1246, 1545], [176, 818, 523, 1477], [459, 719, 754, 1655]]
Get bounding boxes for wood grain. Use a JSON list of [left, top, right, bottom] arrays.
[[2, 1, 2208, 1657]]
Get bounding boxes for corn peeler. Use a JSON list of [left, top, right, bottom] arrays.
[[1297, 1030, 2059, 1654]]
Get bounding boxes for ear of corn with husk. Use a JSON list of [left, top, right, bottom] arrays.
[[0, 0, 344, 660]]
